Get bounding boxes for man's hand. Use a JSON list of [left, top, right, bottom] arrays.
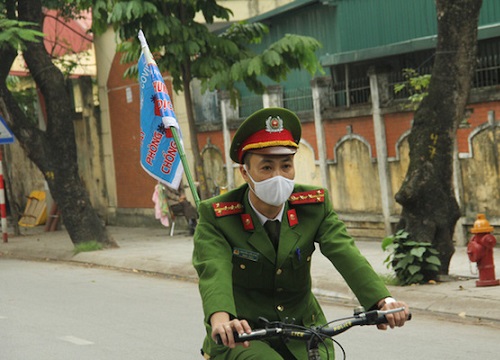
[[210, 311, 252, 348], [376, 297, 410, 330]]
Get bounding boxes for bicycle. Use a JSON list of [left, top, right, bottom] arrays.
[[216, 307, 411, 360]]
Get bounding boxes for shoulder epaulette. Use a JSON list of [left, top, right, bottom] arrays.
[[212, 201, 244, 217], [289, 189, 325, 205]]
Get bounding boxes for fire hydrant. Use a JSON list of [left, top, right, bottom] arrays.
[[467, 214, 500, 287]]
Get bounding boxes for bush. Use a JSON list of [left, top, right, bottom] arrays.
[[382, 230, 441, 285]]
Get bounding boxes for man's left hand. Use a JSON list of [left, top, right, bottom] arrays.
[[376, 297, 410, 330]]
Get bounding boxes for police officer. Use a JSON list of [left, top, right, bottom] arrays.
[[192, 107, 409, 359]]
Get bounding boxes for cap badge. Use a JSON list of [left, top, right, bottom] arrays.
[[265, 116, 283, 133]]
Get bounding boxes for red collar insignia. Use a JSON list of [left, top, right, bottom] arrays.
[[240, 214, 254, 230], [287, 209, 299, 227]]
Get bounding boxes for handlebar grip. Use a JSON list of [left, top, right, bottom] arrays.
[[215, 329, 269, 345], [215, 333, 236, 345], [375, 311, 412, 325]]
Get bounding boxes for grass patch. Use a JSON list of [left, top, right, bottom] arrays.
[[74, 240, 103, 255], [379, 273, 400, 286]]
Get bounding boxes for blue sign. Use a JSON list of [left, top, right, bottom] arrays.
[[0, 115, 14, 144]]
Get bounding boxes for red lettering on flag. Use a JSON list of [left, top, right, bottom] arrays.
[[153, 81, 167, 93], [161, 140, 178, 174], [146, 131, 163, 165], [154, 97, 174, 116]]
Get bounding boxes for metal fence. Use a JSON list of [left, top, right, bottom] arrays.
[[238, 94, 263, 119], [474, 39, 500, 88], [282, 87, 313, 112]]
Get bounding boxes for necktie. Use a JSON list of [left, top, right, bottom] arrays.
[[264, 220, 280, 250]]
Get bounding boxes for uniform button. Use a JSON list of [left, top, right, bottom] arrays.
[[276, 269, 283, 275], [277, 305, 284, 311], [240, 264, 246, 270]]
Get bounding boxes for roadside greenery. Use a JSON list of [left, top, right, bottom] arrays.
[[73, 240, 103, 255], [382, 230, 441, 285]]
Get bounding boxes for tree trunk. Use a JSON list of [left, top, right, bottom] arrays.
[[395, 0, 482, 275], [0, 0, 116, 248], [177, 3, 209, 201]]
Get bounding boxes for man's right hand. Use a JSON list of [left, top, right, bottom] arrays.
[[210, 311, 252, 348]]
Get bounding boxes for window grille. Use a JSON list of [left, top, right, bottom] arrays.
[[239, 95, 263, 119], [283, 87, 313, 112], [473, 39, 500, 89]]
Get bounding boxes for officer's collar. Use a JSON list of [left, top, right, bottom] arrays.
[[247, 191, 284, 225]]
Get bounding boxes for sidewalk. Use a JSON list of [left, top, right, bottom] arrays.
[[1, 225, 500, 324]]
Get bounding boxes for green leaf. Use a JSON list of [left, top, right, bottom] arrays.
[[186, 40, 200, 55], [410, 247, 426, 258], [407, 274, 424, 285], [262, 49, 281, 67], [231, 62, 244, 81], [425, 255, 442, 266], [394, 83, 406, 93], [423, 264, 440, 272], [403, 240, 421, 247], [394, 256, 412, 270], [381, 236, 394, 250], [408, 264, 421, 275], [395, 229, 409, 238], [247, 57, 262, 76]]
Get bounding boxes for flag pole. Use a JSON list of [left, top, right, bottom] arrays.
[[169, 126, 200, 208], [138, 30, 201, 208]]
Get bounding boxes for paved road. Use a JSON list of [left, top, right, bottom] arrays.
[[2, 258, 499, 360], [1, 258, 205, 359]]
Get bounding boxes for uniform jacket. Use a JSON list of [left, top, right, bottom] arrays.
[[192, 183, 391, 358]]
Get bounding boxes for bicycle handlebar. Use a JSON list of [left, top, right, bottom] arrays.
[[216, 307, 411, 345]]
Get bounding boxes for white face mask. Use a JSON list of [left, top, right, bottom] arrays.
[[244, 165, 295, 207]]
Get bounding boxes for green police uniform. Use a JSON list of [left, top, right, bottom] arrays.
[[193, 107, 392, 359], [192, 183, 391, 359]]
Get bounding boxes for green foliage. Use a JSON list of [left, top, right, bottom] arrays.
[[382, 230, 441, 285], [207, 32, 323, 103], [74, 240, 103, 254], [394, 68, 431, 110], [89, 0, 323, 98], [43, 0, 95, 21], [0, 17, 45, 49]]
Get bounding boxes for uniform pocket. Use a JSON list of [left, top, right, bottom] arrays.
[[291, 243, 315, 269], [232, 256, 263, 289], [287, 243, 315, 290]]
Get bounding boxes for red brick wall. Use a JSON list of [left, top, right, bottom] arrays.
[[196, 101, 498, 166], [457, 102, 500, 154], [323, 116, 374, 160], [384, 112, 413, 158], [300, 122, 318, 158]]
